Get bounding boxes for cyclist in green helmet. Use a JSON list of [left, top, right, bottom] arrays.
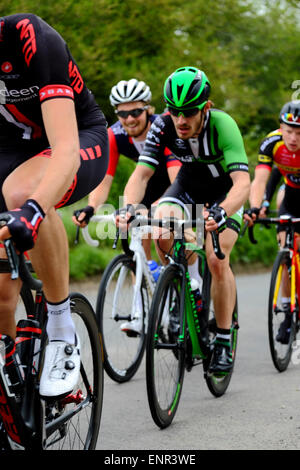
[[117, 66, 250, 374]]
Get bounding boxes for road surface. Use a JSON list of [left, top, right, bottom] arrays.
[[72, 271, 300, 451]]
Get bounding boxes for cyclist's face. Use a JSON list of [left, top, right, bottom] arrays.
[[170, 103, 210, 140], [281, 123, 300, 152], [116, 101, 149, 138]]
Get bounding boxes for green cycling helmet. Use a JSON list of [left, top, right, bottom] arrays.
[[164, 66, 211, 110]]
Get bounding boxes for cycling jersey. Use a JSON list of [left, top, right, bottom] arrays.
[[257, 129, 300, 189], [257, 128, 300, 230], [139, 109, 248, 205], [0, 14, 108, 211], [107, 115, 181, 208], [0, 13, 106, 143]]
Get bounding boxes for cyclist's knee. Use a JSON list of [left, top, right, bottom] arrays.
[[0, 273, 21, 313]]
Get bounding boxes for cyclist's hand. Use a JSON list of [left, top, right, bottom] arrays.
[[115, 204, 135, 232], [243, 207, 260, 226], [259, 200, 269, 218], [0, 199, 45, 253], [73, 205, 95, 227], [205, 206, 227, 233]]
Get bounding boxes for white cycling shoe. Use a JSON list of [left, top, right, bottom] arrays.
[[120, 316, 143, 336], [39, 335, 81, 399]]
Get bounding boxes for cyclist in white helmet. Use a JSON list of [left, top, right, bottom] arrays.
[[73, 78, 181, 334]]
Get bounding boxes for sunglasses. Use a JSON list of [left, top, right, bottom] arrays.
[[281, 112, 300, 124], [116, 105, 149, 119], [167, 103, 207, 118]]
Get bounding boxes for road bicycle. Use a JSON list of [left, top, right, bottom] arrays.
[[138, 216, 239, 429], [82, 213, 157, 383], [246, 215, 300, 372], [0, 235, 103, 449]]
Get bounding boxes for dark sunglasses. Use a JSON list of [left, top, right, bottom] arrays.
[[116, 105, 149, 119], [168, 105, 205, 118]]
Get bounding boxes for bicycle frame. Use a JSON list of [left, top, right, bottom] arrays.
[[166, 236, 210, 361], [0, 253, 45, 449], [249, 216, 300, 317], [83, 214, 223, 359]]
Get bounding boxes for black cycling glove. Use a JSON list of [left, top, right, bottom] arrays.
[[208, 206, 227, 233], [244, 207, 260, 218], [4, 199, 45, 252], [73, 205, 95, 224]]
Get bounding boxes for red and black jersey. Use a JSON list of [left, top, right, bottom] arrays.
[[0, 13, 106, 143], [257, 129, 300, 189]]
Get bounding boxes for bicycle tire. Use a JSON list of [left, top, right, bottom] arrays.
[[268, 250, 297, 372], [96, 254, 147, 383], [146, 264, 185, 428], [43, 293, 103, 450], [204, 267, 239, 397]]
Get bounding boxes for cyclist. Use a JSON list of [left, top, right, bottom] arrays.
[[0, 14, 108, 397], [245, 100, 300, 344], [73, 78, 181, 334], [73, 79, 180, 249], [117, 66, 250, 374]]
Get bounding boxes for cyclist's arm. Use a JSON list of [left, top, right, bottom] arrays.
[[249, 166, 271, 209], [32, 98, 80, 214], [209, 111, 250, 218], [123, 163, 154, 206], [87, 174, 114, 210], [205, 171, 250, 232], [265, 166, 282, 203]]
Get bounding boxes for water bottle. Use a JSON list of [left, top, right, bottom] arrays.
[[0, 335, 24, 395], [190, 278, 207, 342], [148, 260, 161, 282], [190, 278, 203, 315], [15, 319, 41, 377]]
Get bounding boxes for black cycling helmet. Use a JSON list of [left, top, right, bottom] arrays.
[[164, 66, 211, 110], [279, 100, 300, 127]]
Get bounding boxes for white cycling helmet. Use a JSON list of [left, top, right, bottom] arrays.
[[109, 79, 152, 106]]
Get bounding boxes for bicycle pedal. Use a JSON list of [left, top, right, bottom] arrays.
[[125, 330, 140, 338]]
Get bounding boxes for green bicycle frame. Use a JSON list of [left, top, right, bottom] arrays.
[[174, 240, 208, 360]]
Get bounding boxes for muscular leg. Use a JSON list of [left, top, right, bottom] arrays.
[[205, 228, 237, 329], [1, 156, 70, 338], [0, 257, 22, 339]]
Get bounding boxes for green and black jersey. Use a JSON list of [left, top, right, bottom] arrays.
[[138, 109, 248, 204]]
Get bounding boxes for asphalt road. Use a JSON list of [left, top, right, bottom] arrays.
[[72, 271, 300, 452]]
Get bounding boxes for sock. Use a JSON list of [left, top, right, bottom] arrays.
[[46, 297, 76, 344], [188, 258, 202, 290], [216, 327, 231, 348]]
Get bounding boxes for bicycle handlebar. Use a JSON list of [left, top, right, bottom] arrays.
[[243, 215, 300, 245], [82, 214, 225, 260], [0, 215, 42, 290]]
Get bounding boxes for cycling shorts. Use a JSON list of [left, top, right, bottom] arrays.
[[0, 124, 108, 211], [157, 178, 243, 234]]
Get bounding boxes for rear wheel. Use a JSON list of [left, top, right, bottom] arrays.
[[44, 293, 103, 450], [96, 254, 148, 382], [203, 267, 239, 397], [146, 264, 185, 428], [268, 250, 297, 372]]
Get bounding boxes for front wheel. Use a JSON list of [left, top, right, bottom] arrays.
[[96, 254, 148, 383], [44, 293, 104, 450], [268, 250, 297, 372], [146, 264, 186, 429]]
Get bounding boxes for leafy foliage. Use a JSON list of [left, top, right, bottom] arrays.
[[2, 0, 300, 277]]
